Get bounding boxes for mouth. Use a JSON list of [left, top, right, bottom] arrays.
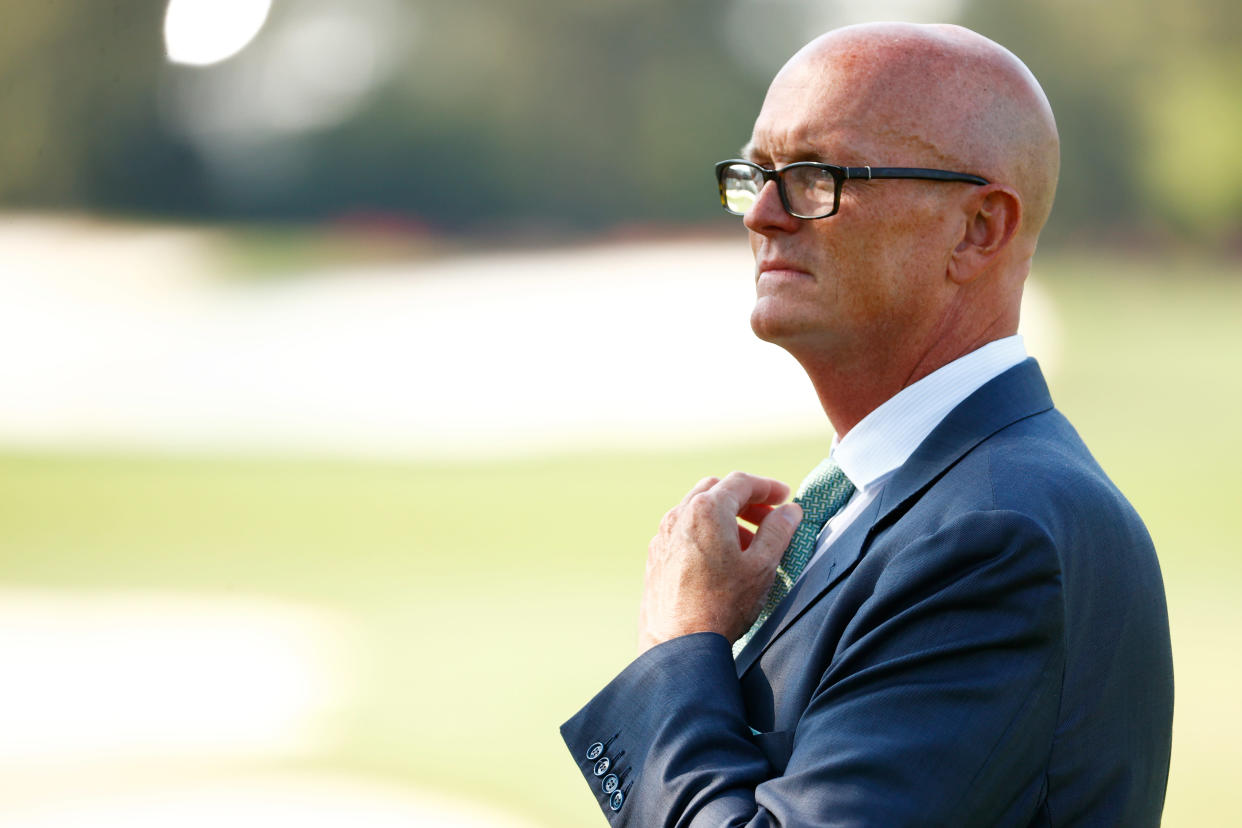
[[756, 259, 813, 282]]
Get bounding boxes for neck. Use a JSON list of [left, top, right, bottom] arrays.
[[791, 322, 1017, 437]]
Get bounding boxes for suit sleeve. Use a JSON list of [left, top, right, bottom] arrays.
[[560, 509, 1065, 827]]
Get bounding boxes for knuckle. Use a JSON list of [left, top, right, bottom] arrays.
[[687, 491, 718, 517]]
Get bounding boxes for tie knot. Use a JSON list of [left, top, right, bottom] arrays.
[[794, 458, 855, 524]]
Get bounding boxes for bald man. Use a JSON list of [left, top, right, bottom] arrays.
[[561, 23, 1172, 827]]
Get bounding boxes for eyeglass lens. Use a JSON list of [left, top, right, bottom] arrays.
[[720, 163, 838, 218], [720, 164, 762, 214]]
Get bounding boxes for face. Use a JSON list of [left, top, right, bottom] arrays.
[[742, 50, 969, 369]]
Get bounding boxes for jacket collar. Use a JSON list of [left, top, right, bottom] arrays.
[[736, 358, 1054, 676]]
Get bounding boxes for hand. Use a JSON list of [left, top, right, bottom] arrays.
[[638, 472, 803, 654]]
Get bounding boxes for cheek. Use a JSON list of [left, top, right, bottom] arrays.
[[822, 245, 931, 342], [843, 197, 952, 295]]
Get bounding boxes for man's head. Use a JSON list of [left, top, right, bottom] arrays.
[[737, 23, 1059, 418]]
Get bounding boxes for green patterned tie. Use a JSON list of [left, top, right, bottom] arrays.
[[733, 458, 855, 658]]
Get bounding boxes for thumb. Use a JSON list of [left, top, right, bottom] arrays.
[[750, 502, 803, 562]]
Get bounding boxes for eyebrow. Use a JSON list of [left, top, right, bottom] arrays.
[[737, 142, 839, 166]]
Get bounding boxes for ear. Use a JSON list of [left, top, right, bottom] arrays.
[[948, 187, 1022, 285]]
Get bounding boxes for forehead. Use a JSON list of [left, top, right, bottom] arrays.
[[746, 103, 860, 164], [746, 42, 949, 166], [748, 76, 868, 164]]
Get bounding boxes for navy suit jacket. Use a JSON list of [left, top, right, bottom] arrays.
[[561, 360, 1173, 826]]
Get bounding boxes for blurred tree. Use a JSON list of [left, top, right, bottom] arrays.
[[0, 0, 210, 212], [959, 0, 1242, 247], [1, 0, 1238, 245], [249, 0, 767, 229]]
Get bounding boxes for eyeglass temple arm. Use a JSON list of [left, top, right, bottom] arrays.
[[842, 166, 989, 185]]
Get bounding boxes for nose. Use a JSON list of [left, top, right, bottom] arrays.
[[742, 178, 801, 235]]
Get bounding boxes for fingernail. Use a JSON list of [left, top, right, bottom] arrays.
[[784, 503, 803, 525]]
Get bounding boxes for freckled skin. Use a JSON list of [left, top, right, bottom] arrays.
[[743, 23, 1060, 436], [638, 23, 1060, 650]]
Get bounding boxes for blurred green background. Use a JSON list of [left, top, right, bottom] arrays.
[[3, 0, 1241, 247], [0, 0, 1239, 825]]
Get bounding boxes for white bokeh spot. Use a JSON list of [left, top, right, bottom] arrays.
[[164, 0, 273, 67]]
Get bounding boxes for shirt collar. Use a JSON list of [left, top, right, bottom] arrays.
[[831, 336, 1028, 491]]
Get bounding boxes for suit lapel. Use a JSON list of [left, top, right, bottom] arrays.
[[736, 359, 1055, 677], [875, 358, 1053, 516], [735, 493, 882, 676]]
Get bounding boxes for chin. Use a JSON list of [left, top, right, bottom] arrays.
[[750, 302, 802, 345]]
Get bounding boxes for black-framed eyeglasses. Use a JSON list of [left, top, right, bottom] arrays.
[[715, 159, 989, 220]]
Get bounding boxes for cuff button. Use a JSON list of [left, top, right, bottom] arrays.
[[586, 742, 605, 761], [609, 790, 624, 811], [592, 756, 610, 776], [601, 773, 619, 794]]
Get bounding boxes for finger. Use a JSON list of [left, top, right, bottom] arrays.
[[748, 502, 803, 563], [678, 476, 720, 507], [713, 472, 792, 513]]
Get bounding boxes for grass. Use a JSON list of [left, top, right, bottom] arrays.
[[0, 253, 1238, 826]]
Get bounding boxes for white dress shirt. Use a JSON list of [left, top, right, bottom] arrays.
[[804, 336, 1029, 572]]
